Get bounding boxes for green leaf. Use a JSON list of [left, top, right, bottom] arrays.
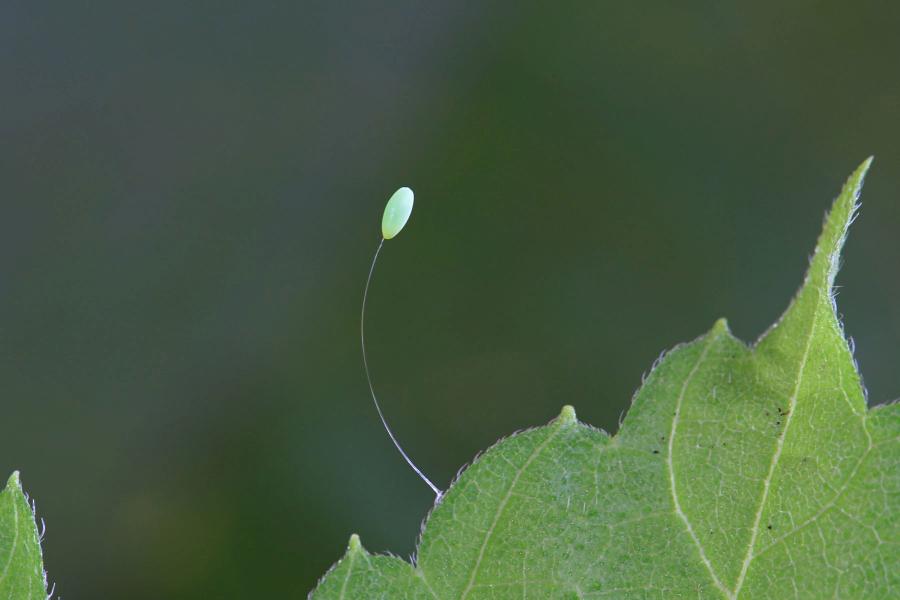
[[312, 159, 899, 599], [0, 472, 47, 599]]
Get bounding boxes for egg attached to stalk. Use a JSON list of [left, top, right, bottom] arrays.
[[360, 185, 442, 499], [382, 187, 414, 239]]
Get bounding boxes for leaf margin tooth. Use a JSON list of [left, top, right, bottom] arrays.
[[557, 405, 578, 426]]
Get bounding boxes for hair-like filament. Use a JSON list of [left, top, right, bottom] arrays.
[[361, 238, 442, 499]]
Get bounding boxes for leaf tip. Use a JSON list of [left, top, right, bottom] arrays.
[[5, 470, 21, 491], [347, 533, 364, 555], [557, 405, 577, 426], [712, 318, 730, 335], [814, 157, 873, 291], [757, 159, 875, 351]]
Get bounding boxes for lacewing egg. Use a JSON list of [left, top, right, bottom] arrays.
[[363, 184, 442, 497], [382, 187, 414, 239]]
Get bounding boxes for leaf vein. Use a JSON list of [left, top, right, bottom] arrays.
[[458, 425, 564, 599], [0, 485, 20, 588], [733, 299, 820, 598], [337, 548, 356, 600], [753, 376, 874, 560], [667, 330, 731, 598]]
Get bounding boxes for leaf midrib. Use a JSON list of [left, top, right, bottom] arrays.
[[337, 549, 356, 600], [732, 298, 820, 598], [752, 371, 874, 560], [0, 486, 21, 588]]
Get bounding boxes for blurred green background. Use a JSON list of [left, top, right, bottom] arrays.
[[2, 2, 900, 597]]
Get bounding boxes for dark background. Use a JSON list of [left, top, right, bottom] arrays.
[[2, 2, 899, 598]]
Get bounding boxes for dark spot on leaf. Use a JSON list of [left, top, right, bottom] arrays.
[[652, 450, 659, 454]]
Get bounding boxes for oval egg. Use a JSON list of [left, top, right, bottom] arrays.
[[381, 187, 414, 239]]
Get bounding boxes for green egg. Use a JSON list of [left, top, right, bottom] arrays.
[[381, 187, 414, 239]]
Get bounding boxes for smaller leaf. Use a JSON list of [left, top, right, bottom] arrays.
[[0, 472, 47, 599], [312, 534, 433, 598]]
